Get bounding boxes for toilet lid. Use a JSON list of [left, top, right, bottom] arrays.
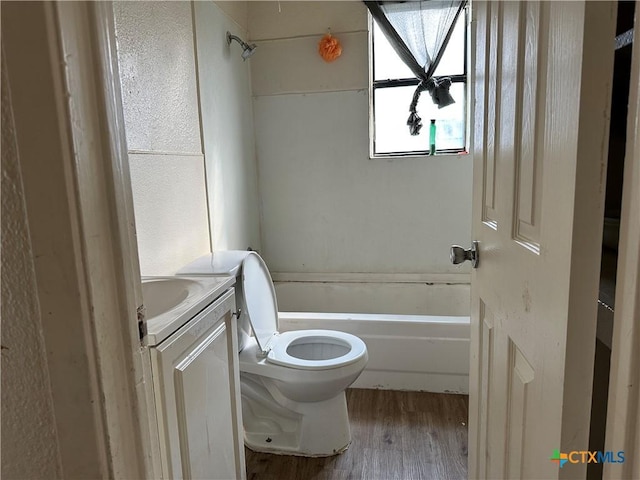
[[241, 253, 279, 353]]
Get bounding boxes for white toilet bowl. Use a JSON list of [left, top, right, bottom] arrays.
[[242, 330, 367, 401], [239, 329, 368, 456], [177, 251, 368, 457]]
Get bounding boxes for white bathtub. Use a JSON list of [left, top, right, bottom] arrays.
[[273, 275, 471, 394]]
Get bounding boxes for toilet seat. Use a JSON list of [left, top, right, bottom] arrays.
[[267, 330, 367, 370], [241, 254, 367, 371]]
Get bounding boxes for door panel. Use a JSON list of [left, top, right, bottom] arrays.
[[476, 301, 493, 479], [174, 322, 235, 479], [469, 1, 616, 478], [513, 1, 545, 249], [151, 289, 245, 480], [505, 341, 535, 480], [481, 1, 500, 227]]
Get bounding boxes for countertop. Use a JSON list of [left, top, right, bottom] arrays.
[[144, 275, 235, 346]]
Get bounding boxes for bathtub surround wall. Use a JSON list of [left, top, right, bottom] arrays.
[[247, 2, 471, 392], [114, 2, 210, 276], [274, 273, 470, 316], [249, 1, 473, 313], [114, 1, 261, 275], [194, 1, 261, 253]]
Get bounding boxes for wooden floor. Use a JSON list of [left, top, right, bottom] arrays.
[[245, 389, 469, 480]]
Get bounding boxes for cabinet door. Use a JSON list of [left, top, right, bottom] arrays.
[[151, 289, 245, 479]]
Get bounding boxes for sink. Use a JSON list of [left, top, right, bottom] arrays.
[[142, 277, 197, 319], [142, 275, 235, 346]]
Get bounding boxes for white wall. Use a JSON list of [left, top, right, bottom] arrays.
[[274, 276, 471, 316], [195, 1, 261, 252], [1, 47, 62, 480], [249, 1, 473, 281], [114, 1, 261, 274], [216, 1, 249, 30], [114, 1, 210, 275]]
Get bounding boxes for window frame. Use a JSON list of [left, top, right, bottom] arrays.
[[368, 6, 470, 159]]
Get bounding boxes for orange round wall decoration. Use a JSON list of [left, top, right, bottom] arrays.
[[318, 33, 342, 62]]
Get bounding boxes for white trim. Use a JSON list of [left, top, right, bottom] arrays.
[[190, 1, 214, 255], [605, 2, 640, 476], [368, 11, 376, 160], [87, 3, 160, 477], [369, 153, 472, 161], [271, 271, 470, 284], [355, 371, 468, 393], [56, 2, 154, 477], [128, 149, 204, 157]]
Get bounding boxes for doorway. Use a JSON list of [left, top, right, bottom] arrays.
[[588, 2, 636, 479]]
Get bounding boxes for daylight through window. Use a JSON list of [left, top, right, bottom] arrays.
[[370, 7, 468, 157]]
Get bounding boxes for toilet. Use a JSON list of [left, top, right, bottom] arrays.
[[177, 251, 368, 457]]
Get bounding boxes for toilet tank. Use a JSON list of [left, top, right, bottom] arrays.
[[176, 250, 251, 277], [176, 251, 253, 351]]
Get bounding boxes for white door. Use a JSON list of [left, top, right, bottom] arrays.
[[467, 1, 616, 478]]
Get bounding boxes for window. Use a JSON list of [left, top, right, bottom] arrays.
[[370, 8, 468, 157]]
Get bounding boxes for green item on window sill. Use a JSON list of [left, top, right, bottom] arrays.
[[429, 119, 436, 155]]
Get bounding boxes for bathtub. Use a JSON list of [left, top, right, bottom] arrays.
[[273, 274, 471, 394]]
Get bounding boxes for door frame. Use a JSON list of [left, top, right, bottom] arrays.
[[9, 0, 640, 477], [54, 2, 161, 476], [4, 2, 157, 477], [605, 2, 640, 476]]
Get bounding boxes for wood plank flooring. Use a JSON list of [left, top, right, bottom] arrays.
[[245, 389, 469, 480]]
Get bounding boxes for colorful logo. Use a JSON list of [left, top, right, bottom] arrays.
[[550, 449, 625, 468], [550, 449, 568, 468]]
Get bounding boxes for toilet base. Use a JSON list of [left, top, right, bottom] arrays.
[[245, 439, 351, 458], [241, 373, 352, 457]]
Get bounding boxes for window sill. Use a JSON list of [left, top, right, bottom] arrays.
[[369, 151, 470, 161]]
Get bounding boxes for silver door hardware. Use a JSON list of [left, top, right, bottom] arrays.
[[450, 241, 479, 268]]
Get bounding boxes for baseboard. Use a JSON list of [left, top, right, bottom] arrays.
[[352, 371, 469, 394]]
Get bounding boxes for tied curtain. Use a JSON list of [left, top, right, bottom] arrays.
[[365, 0, 467, 135]]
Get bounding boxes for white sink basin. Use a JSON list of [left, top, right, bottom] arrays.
[[142, 275, 235, 346], [142, 277, 197, 319]]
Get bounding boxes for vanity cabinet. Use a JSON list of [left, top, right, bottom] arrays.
[[150, 288, 246, 479]]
